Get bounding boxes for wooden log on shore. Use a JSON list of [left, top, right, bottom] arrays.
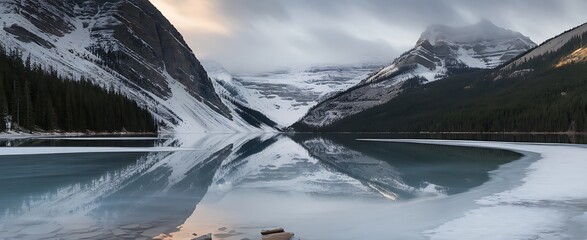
[[261, 228, 285, 235]]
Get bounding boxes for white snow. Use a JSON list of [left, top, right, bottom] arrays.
[[427, 206, 565, 240], [364, 64, 399, 83], [362, 139, 587, 240], [456, 48, 488, 69]]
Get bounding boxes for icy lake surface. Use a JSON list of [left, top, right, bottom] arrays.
[[0, 134, 586, 240]]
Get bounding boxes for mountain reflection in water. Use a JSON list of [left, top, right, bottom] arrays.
[[0, 134, 520, 239]]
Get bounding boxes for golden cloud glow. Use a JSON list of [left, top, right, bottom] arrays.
[[150, 0, 231, 35]]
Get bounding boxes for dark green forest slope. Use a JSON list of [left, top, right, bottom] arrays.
[[0, 46, 157, 133], [293, 25, 587, 133]]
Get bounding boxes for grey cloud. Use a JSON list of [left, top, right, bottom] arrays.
[[162, 0, 587, 73], [213, 0, 291, 25]]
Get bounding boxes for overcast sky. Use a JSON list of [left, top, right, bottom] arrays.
[[150, 0, 587, 73]]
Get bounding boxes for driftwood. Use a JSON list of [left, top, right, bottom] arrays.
[[261, 228, 285, 235]]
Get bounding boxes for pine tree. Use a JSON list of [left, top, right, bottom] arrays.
[[0, 43, 158, 133]]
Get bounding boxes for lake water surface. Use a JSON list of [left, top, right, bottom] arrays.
[[0, 134, 557, 239]]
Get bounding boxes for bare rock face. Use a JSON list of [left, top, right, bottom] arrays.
[[91, 0, 227, 111], [3, 24, 55, 48], [101, 0, 229, 116]]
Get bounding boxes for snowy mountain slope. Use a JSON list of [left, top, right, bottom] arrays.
[[298, 21, 536, 128], [204, 61, 382, 127], [364, 20, 535, 85], [0, 0, 274, 133], [203, 61, 280, 130]]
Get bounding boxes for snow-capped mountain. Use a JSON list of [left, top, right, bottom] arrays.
[[0, 0, 274, 133], [203, 61, 280, 130], [293, 22, 587, 133], [298, 20, 536, 128], [204, 61, 382, 127]]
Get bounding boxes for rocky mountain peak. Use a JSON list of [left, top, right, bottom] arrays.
[[417, 20, 533, 48], [366, 21, 537, 84], [299, 21, 536, 129]]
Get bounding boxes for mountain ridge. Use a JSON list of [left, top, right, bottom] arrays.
[[296, 21, 536, 129], [0, 0, 275, 133], [293, 21, 587, 133]]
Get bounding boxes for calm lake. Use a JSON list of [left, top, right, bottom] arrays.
[[0, 134, 576, 239]]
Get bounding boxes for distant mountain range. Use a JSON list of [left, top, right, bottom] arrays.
[[203, 61, 382, 127]]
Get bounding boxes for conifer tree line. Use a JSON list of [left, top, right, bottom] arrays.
[[0, 45, 158, 133]]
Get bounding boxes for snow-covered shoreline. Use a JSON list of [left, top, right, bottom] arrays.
[[360, 139, 587, 240]]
